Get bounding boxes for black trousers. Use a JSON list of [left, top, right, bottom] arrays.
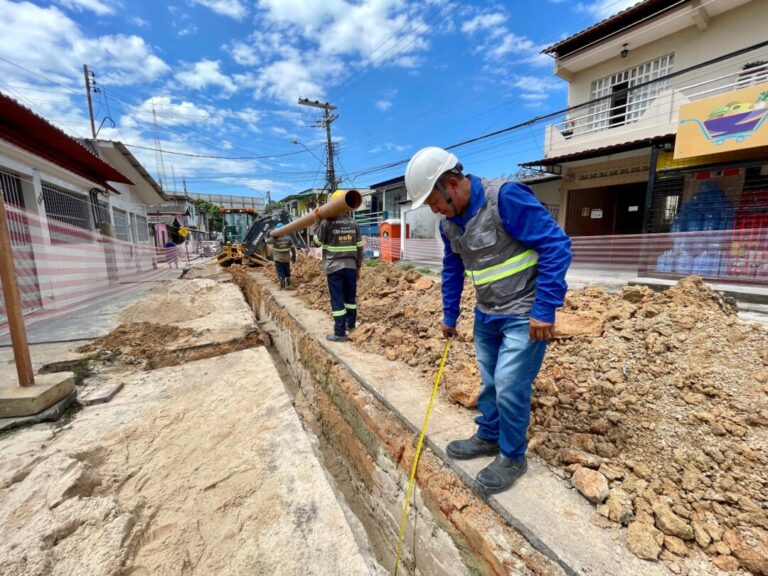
[[275, 261, 290, 280], [327, 268, 357, 335]]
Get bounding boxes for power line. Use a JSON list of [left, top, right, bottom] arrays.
[[123, 143, 309, 160]]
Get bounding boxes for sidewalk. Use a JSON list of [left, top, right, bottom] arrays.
[[0, 269, 183, 348]]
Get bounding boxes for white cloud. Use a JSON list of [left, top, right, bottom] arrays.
[[488, 34, 537, 59], [191, 0, 247, 20], [0, 1, 169, 87], [55, 0, 118, 16], [460, 7, 540, 64], [375, 88, 397, 111], [368, 142, 408, 153], [123, 96, 225, 129], [178, 25, 198, 37], [229, 42, 260, 66], [461, 13, 506, 35], [175, 60, 235, 94], [131, 16, 149, 27], [239, 0, 432, 104], [509, 75, 565, 107], [576, 0, 640, 19]]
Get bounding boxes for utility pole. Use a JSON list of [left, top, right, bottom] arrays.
[[297, 98, 338, 194], [0, 192, 34, 386], [82, 64, 96, 139]]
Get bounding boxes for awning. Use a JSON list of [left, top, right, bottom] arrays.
[[520, 134, 675, 172]]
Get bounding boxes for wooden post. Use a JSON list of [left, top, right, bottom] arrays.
[[0, 195, 34, 386]]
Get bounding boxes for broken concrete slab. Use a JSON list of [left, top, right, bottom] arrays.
[[0, 372, 75, 418], [79, 380, 124, 406], [0, 389, 77, 432]]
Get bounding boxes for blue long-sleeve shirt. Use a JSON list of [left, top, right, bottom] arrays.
[[440, 176, 572, 327]]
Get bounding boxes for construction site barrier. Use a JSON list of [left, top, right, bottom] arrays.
[[353, 228, 768, 284], [0, 201, 190, 337]]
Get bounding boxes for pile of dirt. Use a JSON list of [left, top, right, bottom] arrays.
[[76, 322, 196, 367], [261, 257, 768, 574]]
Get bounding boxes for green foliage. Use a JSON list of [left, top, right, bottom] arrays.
[[364, 258, 380, 267], [193, 199, 224, 232], [398, 263, 414, 271]]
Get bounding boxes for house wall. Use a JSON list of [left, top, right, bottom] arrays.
[[1, 140, 156, 322], [568, 1, 766, 108]]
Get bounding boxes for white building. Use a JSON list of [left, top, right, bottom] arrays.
[[522, 0, 768, 248]]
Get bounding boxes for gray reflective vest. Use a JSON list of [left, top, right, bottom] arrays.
[[270, 235, 294, 263], [312, 215, 364, 275], [441, 179, 538, 317]]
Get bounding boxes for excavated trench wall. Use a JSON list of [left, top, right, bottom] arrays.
[[242, 274, 565, 576]]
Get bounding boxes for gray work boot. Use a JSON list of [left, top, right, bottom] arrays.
[[446, 435, 499, 460], [326, 334, 348, 342], [475, 455, 528, 494]]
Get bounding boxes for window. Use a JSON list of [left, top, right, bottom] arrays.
[[588, 54, 675, 132], [42, 184, 91, 243], [112, 207, 130, 241], [135, 215, 149, 242], [130, 212, 138, 243], [0, 169, 30, 246]]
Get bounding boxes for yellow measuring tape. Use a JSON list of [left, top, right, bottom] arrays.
[[393, 337, 452, 576]]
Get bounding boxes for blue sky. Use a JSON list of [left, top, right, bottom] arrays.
[[0, 0, 637, 201]]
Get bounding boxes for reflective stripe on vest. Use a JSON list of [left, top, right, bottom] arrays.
[[322, 244, 358, 253], [274, 248, 291, 252], [465, 249, 538, 286]]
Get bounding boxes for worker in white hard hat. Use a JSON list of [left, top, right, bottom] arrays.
[[405, 146, 572, 494]]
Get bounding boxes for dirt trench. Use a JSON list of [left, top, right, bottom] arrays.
[[238, 266, 569, 576], [254, 256, 768, 576]]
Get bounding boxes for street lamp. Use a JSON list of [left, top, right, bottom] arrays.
[[291, 139, 326, 167]]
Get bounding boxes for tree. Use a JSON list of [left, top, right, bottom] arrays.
[[194, 199, 223, 232]]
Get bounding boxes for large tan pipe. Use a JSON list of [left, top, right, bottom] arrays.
[[270, 189, 362, 238]]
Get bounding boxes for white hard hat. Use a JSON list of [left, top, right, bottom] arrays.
[[405, 147, 460, 210]]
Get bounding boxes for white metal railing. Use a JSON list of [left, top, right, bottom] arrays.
[[554, 60, 768, 141]]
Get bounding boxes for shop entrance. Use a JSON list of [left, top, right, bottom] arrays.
[[566, 183, 646, 236]]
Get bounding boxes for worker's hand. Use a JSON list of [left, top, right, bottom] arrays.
[[529, 318, 555, 342], [356, 268, 361, 280], [291, 255, 296, 263], [441, 323, 458, 339]]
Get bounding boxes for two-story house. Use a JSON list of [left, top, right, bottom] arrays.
[[522, 0, 767, 281]]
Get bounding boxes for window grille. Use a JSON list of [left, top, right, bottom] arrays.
[[1, 169, 31, 246], [588, 54, 674, 132], [42, 183, 91, 243], [135, 215, 149, 242], [112, 207, 130, 241], [130, 212, 138, 243]]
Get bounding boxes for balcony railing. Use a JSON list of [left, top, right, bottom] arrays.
[[546, 60, 768, 156]]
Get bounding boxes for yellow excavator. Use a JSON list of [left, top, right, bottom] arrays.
[[215, 209, 305, 267]]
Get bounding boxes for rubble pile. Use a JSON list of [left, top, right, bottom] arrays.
[[260, 257, 768, 573], [77, 322, 194, 366]]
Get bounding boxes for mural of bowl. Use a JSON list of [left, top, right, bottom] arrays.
[[703, 109, 767, 136]]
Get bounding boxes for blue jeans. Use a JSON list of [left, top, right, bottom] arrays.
[[275, 261, 290, 280], [327, 268, 357, 336], [473, 316, 547, 460]]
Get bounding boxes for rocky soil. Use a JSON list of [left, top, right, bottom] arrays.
[[262, 256, 768, 575]]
